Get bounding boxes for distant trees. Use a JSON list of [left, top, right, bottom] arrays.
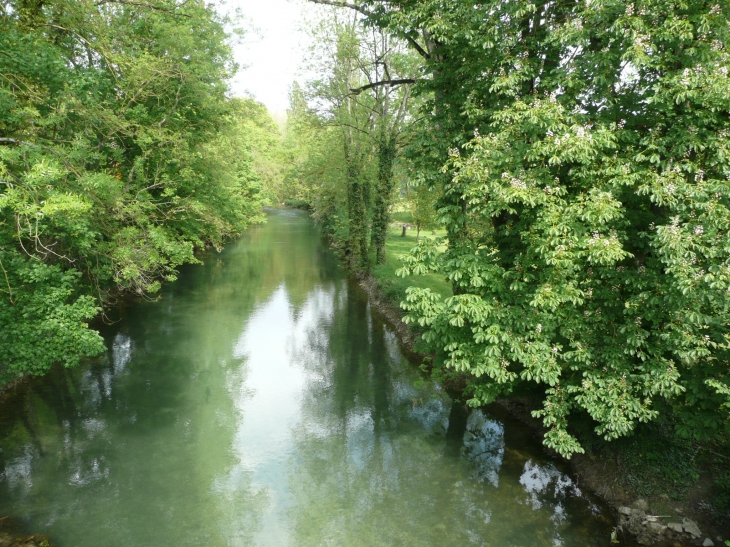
[[288, 5, 420, 271], [0, 0, 271, 386], [406, 184, 437, 241]]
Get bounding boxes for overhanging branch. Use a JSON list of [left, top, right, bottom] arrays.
[[307, 0, 369, 16], [404, 36, 429, 59], [307, 0, 430, 59], [350, 78, 417, 95]]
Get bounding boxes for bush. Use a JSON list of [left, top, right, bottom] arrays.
[[284, 198, 311, 210]]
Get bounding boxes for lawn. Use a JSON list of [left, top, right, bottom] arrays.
[[371, 224, 452, 307]]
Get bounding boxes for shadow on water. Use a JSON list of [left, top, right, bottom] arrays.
[[0, 209, 635, 547]]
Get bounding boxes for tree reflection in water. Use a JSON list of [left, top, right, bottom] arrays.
[[0, 210, 620, 547], [281, 276, 615, 547]]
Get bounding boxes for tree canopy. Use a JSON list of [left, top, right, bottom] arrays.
[[0, 0, 271, 386], [298, 0, 730, 458]]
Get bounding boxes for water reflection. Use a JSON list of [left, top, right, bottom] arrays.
[[0, 210, 624, 547], [281, 276, 618, 547], [463, 410, 504, 487]]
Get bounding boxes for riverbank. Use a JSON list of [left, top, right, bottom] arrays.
[[0, 517, 52, 547], [357, 223, 729, 547]]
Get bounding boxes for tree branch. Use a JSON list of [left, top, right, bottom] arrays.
[[350, 78, 417, 95], [0, 138, 83, 177], [0, 137, 63, 158], [404, 36, 429, 59], [307, 0, 369, 16], [307, 0, 430, 59], [95, 0, 191, 16]]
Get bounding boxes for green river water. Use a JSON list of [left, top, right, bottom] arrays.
[[0, 209, 631, 546]]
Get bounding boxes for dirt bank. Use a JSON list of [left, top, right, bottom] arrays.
[[0, 517, 52, 547]]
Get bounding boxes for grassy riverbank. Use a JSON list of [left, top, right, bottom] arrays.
[[366, 223, 730, 545], [371, 224, 452, 305]]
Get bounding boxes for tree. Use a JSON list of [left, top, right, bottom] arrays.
[[297, 3, 419, 270], [0, 0, 267, 386], [406, 183, 436, 241], [332, 0, 730, 457]]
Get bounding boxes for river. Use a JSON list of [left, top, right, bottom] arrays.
[[0, 209, 628, 546]]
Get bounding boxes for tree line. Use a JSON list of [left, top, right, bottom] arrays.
[[286, 0, 730, 459], [0, 0, 279, 387]]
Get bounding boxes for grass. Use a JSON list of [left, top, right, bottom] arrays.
[[371, 224, 451, 308], [391, 210, 414, 224]]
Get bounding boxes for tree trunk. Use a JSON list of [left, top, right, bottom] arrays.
[[371, 133, 396, 264], [345, 149, 369, 272]]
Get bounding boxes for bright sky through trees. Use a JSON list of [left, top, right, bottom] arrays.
[[228, 0, 310, 114]]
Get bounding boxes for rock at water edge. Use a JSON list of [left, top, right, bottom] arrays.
[[702, 539, 714, 547], [682, 518, 701, 538], [667, 522, 683, 533]]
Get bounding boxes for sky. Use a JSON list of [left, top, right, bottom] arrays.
[[226, 0, 312, 116]]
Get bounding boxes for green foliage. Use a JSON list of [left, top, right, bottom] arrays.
[[372, 224, 450, 307], [371, 134, 397, 264], [284, 198, 311, 210], [0, 252, 104, 385], [284, 10, 419, 272], [0, 0, 267, 385], [361, 0, 730, 457], [406, 183, 437, 239]]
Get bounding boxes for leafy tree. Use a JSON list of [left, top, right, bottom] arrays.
[[295, 3, 419, 270], [406, 183, 437, 241], [0, 0, 267, 386], [310, 0, 730, 457]]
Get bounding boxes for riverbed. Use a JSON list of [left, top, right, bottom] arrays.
[[0, 209, 630, 546]]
